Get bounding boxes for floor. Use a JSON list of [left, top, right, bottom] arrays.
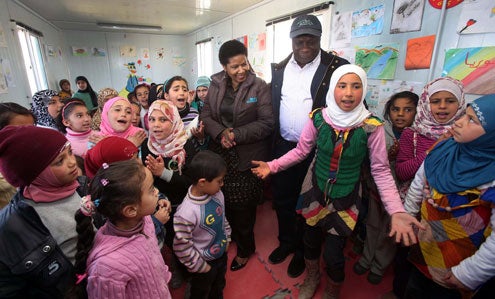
[[170, 201, 394, 299]]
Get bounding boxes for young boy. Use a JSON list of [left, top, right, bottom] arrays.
[[173, 150, 231, 298]]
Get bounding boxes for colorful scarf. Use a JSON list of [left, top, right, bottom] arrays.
[[425, 94, 495, 194], [31, 89, 59, 129], [412, 77, 466, 139], [147, 100, 187, 171]]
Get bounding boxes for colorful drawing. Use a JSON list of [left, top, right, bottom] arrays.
[[141, 48, 150, 60], [120, 45, 137, 57], [46, 45, 56, 57], [405, 35, 435, 69], [155, 48, 165, 60], [92, 47, 106, 57], [235, 35, 248, 48], [390, 0, 426, 33], [172, 56, 186, 67], [428, 0, 463, 9], [442, 46, 495, 94], [456, 0, 495, 34], [257, 32, 266, 51], [351, 5, 385, 38], [72, 46, 89, 56], [355, 44, 399, 80], [118, 62, 150, 97], [331, 47, 356, 64]]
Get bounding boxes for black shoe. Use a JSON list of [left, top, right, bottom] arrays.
[[268, 246, 293, 264], [353, 262, 369, 275], [230, 258, 247, 271], [287, 254, 305, 278], [367, 272, 383, 285]]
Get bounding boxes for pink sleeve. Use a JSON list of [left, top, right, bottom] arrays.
[[368, 125, 406, 215], [267, 120, 317, 173]]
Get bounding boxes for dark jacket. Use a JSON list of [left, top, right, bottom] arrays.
[[201, 70, 274, 172], [270, 50, 349, 140]]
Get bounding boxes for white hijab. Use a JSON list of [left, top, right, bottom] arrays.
[[325, 64, 370, 128]]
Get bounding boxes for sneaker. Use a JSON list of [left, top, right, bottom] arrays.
[[353, 262, 369, 275], [367, 272, 383, 285], [268, 246, 293, 264], [287, 253, 305, 278]]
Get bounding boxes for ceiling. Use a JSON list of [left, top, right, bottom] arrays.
[[17, 0, 265, 35]]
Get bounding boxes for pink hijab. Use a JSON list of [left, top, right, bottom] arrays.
[[100, 96, 143, 138], [147, 100, 188, 171]]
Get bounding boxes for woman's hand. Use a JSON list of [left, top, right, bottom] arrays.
[[128, 130, 146, 147], [220, 128, 236, 148], [389, 212, 425, 246], [191, 121, 205, 140], [145, 154, 165, 177], [251, 160, 271, 180]]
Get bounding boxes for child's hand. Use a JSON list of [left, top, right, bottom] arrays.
[[389, 212, 426, 246], [89, 134, 106, 145], [191, 121, 205, 140], [128, 130, 146, 147], [388, 140, 400, 161], [154, 206, 170, 224], [157, 198, 172, 213], [251, 160, 271, 180], [146, 155, 165, 176], [188, 90, 195, 104]]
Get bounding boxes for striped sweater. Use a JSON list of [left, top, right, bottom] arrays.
[[395, 128, 436, 182]]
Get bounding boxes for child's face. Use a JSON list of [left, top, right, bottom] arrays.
[[451, 106, 485, 143], [50, 144, 78, 185], [149, 109, 173, 140], [201, 171, 225, 195], [135, 86, 150, 109], [63, 105, 91, 132], [9, 114, 35, 126], [76, 80, 87, 91], [62, 82, 71, 92], [196, 86, 208, 101], [107, 99, 132, 132], [138, 168, 159, 217], [389, 98, 417, 131], [47, 95, 64, 119], [165, 80, 188, 110], [130, 103, 141, 127], [429, 91, 460, 124], [334, 73, 363, 112]]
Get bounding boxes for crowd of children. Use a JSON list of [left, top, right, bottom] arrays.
[[1, 46, 494, 299]]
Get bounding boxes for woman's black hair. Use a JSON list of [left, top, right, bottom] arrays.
[[383, 91, 419, 121], [188, 150, 227, 183], [68, 160, 147, 298], [56, 98, 87, 133], [0, 102, 36, 129], [218, 40, 248, 66], [164, 76, 189, 93]]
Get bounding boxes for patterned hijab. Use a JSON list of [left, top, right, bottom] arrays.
[[31, 89, 58, 129], [425, 94, 495, 194], [100, 96, 143, 138], [147, 100, 188, 171], [91, 87, 119, 130], [325, 64, 371, 128], [412, 77, 466, 139]]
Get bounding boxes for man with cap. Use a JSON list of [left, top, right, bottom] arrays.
[[268, 14, 349, 282]]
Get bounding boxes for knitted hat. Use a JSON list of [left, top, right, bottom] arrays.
[[84, 136, 138, 178], [290, 15, 322, 38], [196, 76, 211, 89], [0, 126, 67, 187]]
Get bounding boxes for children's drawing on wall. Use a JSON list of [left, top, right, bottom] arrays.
[[0, 24, 6, 48], [236, 35, 248, 48], [331, 47, 356, 64], [72, 46, 89, 56], [120, 45, 137, 57], [46, 45, 56, 57], [136, 59, 151, 70], [141, 48, 150, 60], [442, 46, 495, 94], [351, 4, 385, 38], [92, 47, 106, 57], [119, 61, 151, 97], [172, 56, 187, 67], [456, 0, 495, 34], [405, 35, 435, 69], [428, 0, 463, 9], [390, 0, 426, 33], [257, 32, 266, 51], [331, 11, 352, 48], [367, 80, 423, 116], [355, 43, 399, 80], [155, 48, 166, 60], [1, 59, 15, 88]]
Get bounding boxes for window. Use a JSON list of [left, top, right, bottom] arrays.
[[265, 5, 332, 82], [16, 24, 48, 95], [196, 39, 213, 77]]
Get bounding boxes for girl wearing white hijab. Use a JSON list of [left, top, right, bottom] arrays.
[[252, 65, 423, 298]]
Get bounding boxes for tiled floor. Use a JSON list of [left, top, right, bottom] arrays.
[[170, 200, 394, 298]]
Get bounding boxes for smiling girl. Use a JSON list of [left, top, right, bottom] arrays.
[[57, 99, 95, 158]]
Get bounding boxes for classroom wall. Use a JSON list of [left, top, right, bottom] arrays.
[[1, 0, 494, 107]]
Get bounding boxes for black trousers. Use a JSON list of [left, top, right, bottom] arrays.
[[190, 253, 227, 299], [404, 267, 462, 299], [225, 204, 257, 258], [271, 137, 313, 254]]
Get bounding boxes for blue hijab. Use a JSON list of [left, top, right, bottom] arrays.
[[425, 94, 495, 194]]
